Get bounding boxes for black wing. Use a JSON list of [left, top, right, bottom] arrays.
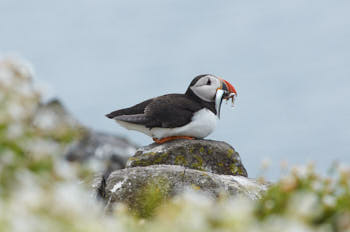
[[105, 99, 152, 119], [144, 94, 203, 128], [106, 94, 203, 129]]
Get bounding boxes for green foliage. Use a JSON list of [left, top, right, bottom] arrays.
[[256, 165, 350, 231], [130, 177, 170, 218]]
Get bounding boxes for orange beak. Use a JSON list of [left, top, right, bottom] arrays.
[[215, 77, 237, 118], [219, 78, 237, 96]]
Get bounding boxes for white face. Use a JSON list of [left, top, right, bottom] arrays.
[[190, 75, 221, 102]]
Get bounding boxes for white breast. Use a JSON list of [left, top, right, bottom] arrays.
[[116, 108, 218, 139], [152, 108, 218, 139]]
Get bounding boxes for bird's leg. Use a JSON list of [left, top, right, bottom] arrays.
[[153, 136, 195, 144]]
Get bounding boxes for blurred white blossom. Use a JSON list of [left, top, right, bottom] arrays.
[[287, 192, 322, 220]]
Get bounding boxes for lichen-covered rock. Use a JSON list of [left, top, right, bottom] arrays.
[[126, 139, 247, 177], [65, 130, 137, 175], [101, 165, 267, 211]]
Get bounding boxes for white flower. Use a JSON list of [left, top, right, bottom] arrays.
[[0, 66, 13, 87], [261, 157, 271, 170], [217, 196, 255, 227], [0, 150, 15, 166], [311, 181, 323, 192], [338, 164, 350, 179], [291, 165, 312, 179], [171, 190, 212, 231], [25, 138, 61, 157], [12, 172, 43, 210], [259, 216, 314, 232], [52, 182, 102, 217], [287, 191, 322, 220], [6, 123, 24, 139], [7, 102, 26, 121], [174, 189, 213, 209], [0, 91, 4, 102], [322, 195, 336, 208], [16, 82, 36, 98], [54, 161, 78, 180], [33, 110, 56, 131]]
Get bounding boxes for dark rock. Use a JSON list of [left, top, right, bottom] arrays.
[[34, 99, 138, 176], [65, 130, 137, 176], [127, 139, 247, 177], [101, 165, 267, 210]]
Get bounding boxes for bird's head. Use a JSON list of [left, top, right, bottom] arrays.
[[186, 74, 237, 118]]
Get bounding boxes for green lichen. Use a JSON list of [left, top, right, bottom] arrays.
[[175, 155, 187, 166], [131, 177, 170, 218], [144, 152, 157, 157], [191, 155, 204, 171], [128, 158, 146, 167], [191, 184, 201, 190], [227, 149, 234, 159], [201, 172, 209, 177], [128, 141, 246, 176], [154, 153, 168, 164], [230, 164, 239, 175], [128, 157, 138, 162], [129, 157, 150, 167], [128, 152, 171, 167], [237, 169, 245, 176]]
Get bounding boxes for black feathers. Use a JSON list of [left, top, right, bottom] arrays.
[[113, 114, 151, 125], [187, 74, 209, 88], [106, 94, 213, 129], [105, 99, 152, 119], [106, 75, 217, 129]]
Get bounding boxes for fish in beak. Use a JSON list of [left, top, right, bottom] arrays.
[[215, 78, 237, 118]]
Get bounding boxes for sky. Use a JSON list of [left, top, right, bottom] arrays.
[[1, 0, 349, 179]]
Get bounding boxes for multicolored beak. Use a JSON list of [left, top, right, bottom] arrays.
[[219, 78, 237, 97], [215, 78, 237, 118]]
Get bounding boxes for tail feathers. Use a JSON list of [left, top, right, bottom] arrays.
[[106, 112, 116, 119], [113, 114, 151, 125], [106, 110, 121, 119]]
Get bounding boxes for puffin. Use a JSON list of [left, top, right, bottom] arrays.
[[106, 74, 237, 144]]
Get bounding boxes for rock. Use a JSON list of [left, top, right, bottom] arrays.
[[33, 99, 84, 135], [100, 165, 268, 211], [65, 130, 138, 176], [32, 99, 86, 145], [35, 99, 138, 176], [126, 139, 247, 177]]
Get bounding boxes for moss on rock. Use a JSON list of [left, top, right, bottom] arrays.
[[127, 139, 248, 177], [103, 165, 267, 212]]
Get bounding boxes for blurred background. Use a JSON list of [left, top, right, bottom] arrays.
[[1, 0, 349, 179]]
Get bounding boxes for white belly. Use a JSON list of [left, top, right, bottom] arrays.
[[116, 108, 218, 139]]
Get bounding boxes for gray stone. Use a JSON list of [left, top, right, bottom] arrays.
[[127, 139, 247, 177], [33, 99, 83, 132], [65, 130, 138, 175], [35, 99, 138, 176], [101, 165, 268, 210]]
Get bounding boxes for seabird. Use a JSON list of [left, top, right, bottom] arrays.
[[106, 74, 237, 144]]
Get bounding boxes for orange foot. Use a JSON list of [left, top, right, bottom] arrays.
[[153, 136, 195, 144]]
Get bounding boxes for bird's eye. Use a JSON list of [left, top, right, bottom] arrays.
[[206, 79, 211, 85]]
